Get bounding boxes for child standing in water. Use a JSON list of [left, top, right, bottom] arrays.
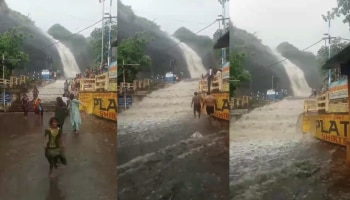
[[68, 93, 85, 134], [44, 117, 67, 178]]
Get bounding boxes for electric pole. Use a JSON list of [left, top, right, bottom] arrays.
[[218, 0, 230, 67], [121, 60, 140, 110], [107, 0, 112, 66], [1, 54, 20, 112], [100, 0, 105, 69]]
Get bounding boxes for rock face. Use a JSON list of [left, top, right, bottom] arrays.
[[118, 0, 221, 78], [276, 42, 322, 89], [0, 0, 62, 74], [117, 0, 189, 78], [230, 26, 292, 95]]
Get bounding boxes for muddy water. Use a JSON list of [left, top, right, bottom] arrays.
[[229, 99, 349, 200], [117, 80, 229, 200], [28, 80, 65, 102]]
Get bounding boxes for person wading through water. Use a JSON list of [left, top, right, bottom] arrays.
[[191, 92, 202, 118], [203, 92, 217, 123], [55, 97, 69, 131], [44, 117, 67, 178]]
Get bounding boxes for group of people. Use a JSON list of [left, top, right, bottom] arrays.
[[21, 84, 86, 178], [21, 86, 43, 120], [191, 91, 217, 122], [45, 93, 86, 178]]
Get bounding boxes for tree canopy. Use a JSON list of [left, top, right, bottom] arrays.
[[89, 20, 117, 66], [324, 0, 350, 28], [317, 37, 349, 73], [230, 50, 251, 96], [0, 27, 29, 78], [117, 32, 152, 83]]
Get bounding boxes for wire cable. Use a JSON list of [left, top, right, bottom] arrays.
[[41, 18, 104, 50], [164, 20, 218, 51], [264, 39, 324, 69]]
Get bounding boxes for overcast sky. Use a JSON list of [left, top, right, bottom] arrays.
[[121, 0, 229, 38], [231, 0, 350, 54], [6, 0, 117, 37]]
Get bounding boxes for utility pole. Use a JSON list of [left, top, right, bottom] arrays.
[[121, 60, 140, 110], [1, 54, 20, 112], [2, 54, 4, 111], [107, 0, 112, 66], [218, 0, 229, 67], [271, 76, 274, 90], [100, 0, 105, 69]]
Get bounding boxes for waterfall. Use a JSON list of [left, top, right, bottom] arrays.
[[118, 36, 208, 129], [273, 51, 311, 97], [43, 33, 81, 78], [168, 36, 207, 78]]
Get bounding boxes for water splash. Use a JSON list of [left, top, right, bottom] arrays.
[[44, 33, 81, 78], [118, 38, 207, 135], [273, 51, 311, 97], [168, 36, 207, 78], [27, 80, 65, 102], [230, 99, 333, 199]]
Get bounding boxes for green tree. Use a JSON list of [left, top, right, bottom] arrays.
[[89, 20, 117, 66], [0, 27, 29, 78], [117, 32, 152, 83], [230, 51, 251, 96], [317, 37, 349, 74], [324, 0, 350, 28]]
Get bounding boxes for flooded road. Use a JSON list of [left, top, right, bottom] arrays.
[[117, 80, 229, 200], [28, 80, 66, 102], [0, 113, 117, 200], [230, 99, 350, 200]]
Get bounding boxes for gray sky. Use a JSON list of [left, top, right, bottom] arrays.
[[6, 0, 117, 37], [231, 0, 350, 55], [121, 0, 230, 38]]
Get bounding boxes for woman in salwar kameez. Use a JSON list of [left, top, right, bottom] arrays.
[[68, 93, 85, 134]]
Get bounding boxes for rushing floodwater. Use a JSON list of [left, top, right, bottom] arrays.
[[169, 36, 207, 78], [273, 51, 312, 97], [229, 99, 346, 199], [27, 80, 65, 102], [44, 33, 81, 78]]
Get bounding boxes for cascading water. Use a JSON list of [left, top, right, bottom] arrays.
[[29, 32, 81, 102], [230, 99, 333, 199], [44, 33, 81, 78], [273, 51, 311, 97], [168, 36, 207, 78], [118, 36, 207, 136]]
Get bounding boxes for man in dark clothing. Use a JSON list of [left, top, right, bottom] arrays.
[[191, 92, 202, 118]]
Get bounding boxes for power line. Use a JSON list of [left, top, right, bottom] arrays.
[[41, 18, 104, 50], [264, 39, 324, 69], [164, 20, 218, 51]]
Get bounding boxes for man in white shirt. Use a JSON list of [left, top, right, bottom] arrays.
[[62, 94, 69, 107]]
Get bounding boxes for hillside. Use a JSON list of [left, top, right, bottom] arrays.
[[276, 42, 322, 89], [230, 26, 292, 94], [118, 0, 221, 78], [0, 0, 63, 73]]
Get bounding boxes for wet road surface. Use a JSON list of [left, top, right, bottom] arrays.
[[230, 99, 350, 200], [0, 112, 117, 200], [117, 81, 229, 200]]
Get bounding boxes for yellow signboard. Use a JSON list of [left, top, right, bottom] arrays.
[[202, 92, 230, 121], [314, 114, 349, 146], [79, 92, 117, 121]]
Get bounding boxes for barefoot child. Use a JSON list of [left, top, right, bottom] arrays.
[[44, 117, 67, 178]]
